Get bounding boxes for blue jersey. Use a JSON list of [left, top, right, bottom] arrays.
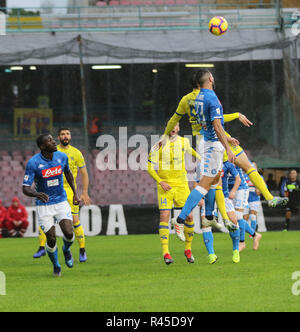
[[23, 151, 70, 206], [228, 166, 248, 191], [222, 161, 239, 198], [244, 173, 261, 202], [194, 88, 224, 141]]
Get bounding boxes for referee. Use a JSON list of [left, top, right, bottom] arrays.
[[284, 169, 300, 231]]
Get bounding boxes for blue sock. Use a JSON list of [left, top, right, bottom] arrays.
[[62, 234, 74, 252], [202, 229, 215, 255], [46, 246, 60, 268], [250, 214, 257, 232], [238, 219, 246, 242], [244, 221, 255, 237], [229, 229, 240, 251], [204, 188, 216, 216], [178, 188, 206, 221]]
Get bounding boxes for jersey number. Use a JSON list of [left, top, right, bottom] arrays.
[[194, 101, 207, 130], [161, 198, 167, 206]]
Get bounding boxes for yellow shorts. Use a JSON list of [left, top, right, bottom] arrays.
[[157, 183, 190, 210], [223, 143, 244, 163], [65, 188, 79, 216]]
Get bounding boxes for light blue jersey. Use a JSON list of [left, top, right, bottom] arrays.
[[194, 88, 224, 142], [229, 166, 248, 191], [244, 173, 261, 202], [23, 151, 70, 206], [222, 161, 239, 198]]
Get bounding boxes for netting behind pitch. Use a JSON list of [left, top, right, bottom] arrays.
[[0, 32, 299, 205]]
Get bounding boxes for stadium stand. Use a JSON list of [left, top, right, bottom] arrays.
[[0, 0, 299, 210], [0, 148, 163, 207], [0, 144, 199, 207]]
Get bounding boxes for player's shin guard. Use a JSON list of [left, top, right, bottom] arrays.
[[39, 227, 47, 248], [202, 227, 215, 255], [159, 222, 170, 255], [236, 211, 247, 241], [73, 220, 85, 249], [249, 214, 257, 232], [62, 233, 75, 252], [246, 168, 273, 201], [46, 244, 60, 268], [229, 229, 240, 251], [238, 219, 246, 242], [178, 187, 207, 222], [184, 220, 194, 251], [244, 222, 255, 237], [205, 186, 216, 217], [215, 186, 230, 221]]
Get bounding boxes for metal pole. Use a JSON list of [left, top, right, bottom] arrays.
[[271, 59, 278, 150], [276, 0, 281, 27], [77, 35, 90, 157]]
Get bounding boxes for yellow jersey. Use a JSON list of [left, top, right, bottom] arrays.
[[148, 136, 200, 186], [164, 89, 240, 137], [57, 145, 86, 189]]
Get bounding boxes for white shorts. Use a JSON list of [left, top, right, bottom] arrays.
[[200, 141, 224, 178], [244, 201, 260, 214], [194, 137, 204, 183], [37, 201, 73, 233], [197, 136, 205, 158], [233, 189, 249, 210], [225, 198, 235, 213]]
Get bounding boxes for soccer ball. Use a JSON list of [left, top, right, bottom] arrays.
[[208, 16, 228, 36]]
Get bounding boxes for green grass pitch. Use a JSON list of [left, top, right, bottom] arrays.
[[0, 231, 300, 312]]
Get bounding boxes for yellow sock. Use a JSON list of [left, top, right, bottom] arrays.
[[216, 186, 230, 220], [73, 220, 86, 249], [159, 222, 170, 256], [39, 227, 46, 247], [184, 220, 194, 251], [247, 168, 273, 201]]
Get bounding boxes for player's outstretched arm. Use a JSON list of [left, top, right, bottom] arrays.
[[223, 113, 253, 127], [22, 186, 49, 203], [164, 113, 182, 136], [64, 170, 80, 206], [238, 113, 253, 127]]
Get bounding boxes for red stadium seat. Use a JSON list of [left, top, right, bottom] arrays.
[[96, 1, 107, 6], [2, 155, 12, 162]]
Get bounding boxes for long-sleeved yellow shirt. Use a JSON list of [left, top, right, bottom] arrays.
[[164, 89, 239, 136], [148, 136, 201, 185]]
